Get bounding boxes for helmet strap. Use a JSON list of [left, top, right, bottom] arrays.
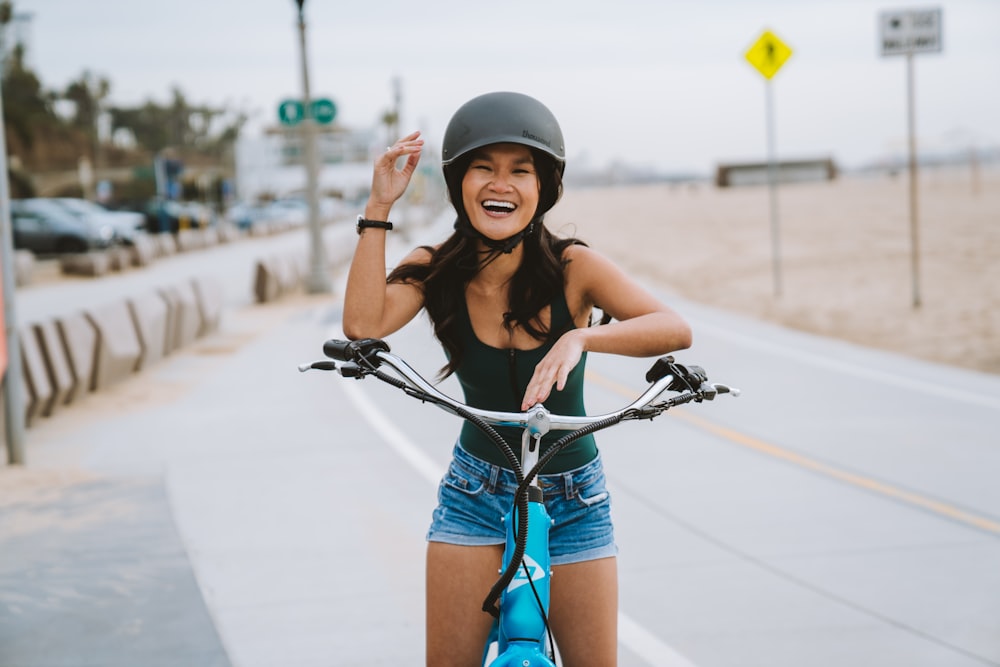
[[454, 218, 536, 255]]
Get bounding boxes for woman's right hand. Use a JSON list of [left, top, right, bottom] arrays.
[[367, 131, 424, 218]]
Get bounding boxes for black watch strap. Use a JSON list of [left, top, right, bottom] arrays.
[[357, 215, 393, 234]]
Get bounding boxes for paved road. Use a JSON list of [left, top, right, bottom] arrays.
[[2, 220, 999, 666]]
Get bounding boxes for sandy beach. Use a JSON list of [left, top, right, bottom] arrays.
[[547, 165, 1000, 376]]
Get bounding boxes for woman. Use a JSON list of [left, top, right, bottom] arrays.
[[343, 91, 692, 666]]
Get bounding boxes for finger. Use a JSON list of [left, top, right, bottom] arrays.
[[555, 367, 569, 392], [401, 150, 422, 176], [521, 375, 552, 410]]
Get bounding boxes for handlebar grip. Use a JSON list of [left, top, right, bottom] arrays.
[[323, 338, 391, 362], [323, 339, 355, 361], [645, 356, 708, 391]]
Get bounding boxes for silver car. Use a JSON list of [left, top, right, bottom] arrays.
[[51, 197, 147, 246], [9, 198, 116, 254]]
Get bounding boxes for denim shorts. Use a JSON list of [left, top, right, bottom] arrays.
[[426, 443, 618, 565]]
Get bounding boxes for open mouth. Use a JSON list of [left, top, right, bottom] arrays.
[[482, 200, 517, 215]]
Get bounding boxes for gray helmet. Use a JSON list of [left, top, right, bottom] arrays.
[[441, 92, 565, 171]]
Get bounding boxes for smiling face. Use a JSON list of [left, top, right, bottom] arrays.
[[461, 143, 540, 243]]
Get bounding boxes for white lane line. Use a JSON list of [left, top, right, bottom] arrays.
[[693, 320, 1000, 410], [341, 379, 445, 485], [340, 376, 698, 667]]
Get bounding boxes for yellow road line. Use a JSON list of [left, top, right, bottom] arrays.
[[586, 371, 1000, 536]]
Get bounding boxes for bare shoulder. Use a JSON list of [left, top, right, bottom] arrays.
[[562, 242, 623, 278]]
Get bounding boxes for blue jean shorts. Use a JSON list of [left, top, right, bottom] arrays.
[[427, 443, 618, 565]]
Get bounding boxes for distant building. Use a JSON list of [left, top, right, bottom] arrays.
[[233, 125, 379, 203]]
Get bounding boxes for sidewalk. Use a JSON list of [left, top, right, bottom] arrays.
[[1, 211, 448, 667], [1, 223, 354, 667]]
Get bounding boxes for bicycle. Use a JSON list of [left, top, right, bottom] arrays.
[[300, 337, 738, 665]]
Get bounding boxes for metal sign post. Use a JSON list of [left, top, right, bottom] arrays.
[[0, 79, 27, 464], [879, 7, 942, 309], [294, 0, 331, 294], [745, 29, 793, 298]]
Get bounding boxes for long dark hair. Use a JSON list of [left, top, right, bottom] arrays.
[[387, 149, 584, 379]]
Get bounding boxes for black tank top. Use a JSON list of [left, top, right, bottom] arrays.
[[454, 291, 597, 473]]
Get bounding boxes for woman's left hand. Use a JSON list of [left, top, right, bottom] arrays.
[[368, 131, 424, 215], [521, 329, 586, 410]]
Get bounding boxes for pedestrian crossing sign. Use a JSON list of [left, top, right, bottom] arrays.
[[745, 30, 793, 79]]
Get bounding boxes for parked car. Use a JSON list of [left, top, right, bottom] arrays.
[[9, 198, 116, 254], [224, 197, 332, 232], [142, 198, 218, 234], [50, 197, 147, 246], [225, 200, 270, 230]]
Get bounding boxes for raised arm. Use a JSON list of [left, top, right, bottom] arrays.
[[342, 132, 428, 340]]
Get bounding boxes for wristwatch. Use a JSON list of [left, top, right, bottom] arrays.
[[356, 215, 393, 234]]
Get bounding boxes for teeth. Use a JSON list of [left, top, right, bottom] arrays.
[[483, 200, 515, 211]]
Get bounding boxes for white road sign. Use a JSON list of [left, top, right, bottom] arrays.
[[880, 7, 942, 56]]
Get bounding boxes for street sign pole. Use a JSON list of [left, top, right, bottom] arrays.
[[880, 6, 942, 309], [906, 51, 921, 308], [765, 78, 782, 297], [745, 29, 793, 298], [0, 80, 27, 464], [295, 0, 331, 294]]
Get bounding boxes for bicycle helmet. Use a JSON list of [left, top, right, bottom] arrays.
[[442, 91, 566, 170], [442, 92, 566, 253]]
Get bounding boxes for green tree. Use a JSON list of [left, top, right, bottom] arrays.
[[109, 87, 246, 159], [63, 70, 110, 132], [2, 44, 53, 152]]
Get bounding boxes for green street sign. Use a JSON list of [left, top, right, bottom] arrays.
[[278, 97, 336, 125], [278, 99, 304, 125], [311, 98, 337, 124]]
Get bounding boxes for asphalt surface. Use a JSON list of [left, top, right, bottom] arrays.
[[2, 217, 999, 667]]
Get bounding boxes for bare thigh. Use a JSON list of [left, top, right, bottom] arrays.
[[426, 542, 504, 667], [548, 556, 618, 667]]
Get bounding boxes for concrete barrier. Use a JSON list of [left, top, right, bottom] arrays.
[[129, 235, 157, 267], [85, 300, 143, 391], [127, 291, 171, 371], [19, 325, 53, 426], [56, 312, 99, 402], [162, 281, 202, 350], [157, 288, 180, 356], [107, 246, 133, 272], [216, 223, 241, 243], [60, 252, 111, 277], [254, 258, 282, 303], [192, 275, 224, 336], [176, 229, 206, 252], [14, 250, 35, 286], [32, 319, 75, 415], [155, 233, 178, 257], [202, 227, 220, 247]]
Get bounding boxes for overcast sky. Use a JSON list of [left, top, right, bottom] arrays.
[[9, 0, 1000, 174]]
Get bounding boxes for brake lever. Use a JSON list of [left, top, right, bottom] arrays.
[[298, 360, 339, 372], [296, 359, 370, 380]]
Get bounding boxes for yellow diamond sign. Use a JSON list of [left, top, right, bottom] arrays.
[[745, 29, 793, 79]]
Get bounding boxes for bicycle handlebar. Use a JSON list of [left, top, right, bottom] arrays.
[[303, 338, 738, 437]]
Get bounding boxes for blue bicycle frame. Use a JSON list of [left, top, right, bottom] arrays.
[[484, 432, 557, 666]]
